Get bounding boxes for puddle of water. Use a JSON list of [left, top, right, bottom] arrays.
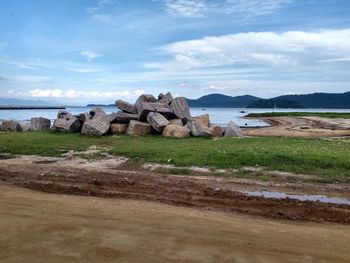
[[241, 191, 350, 206]]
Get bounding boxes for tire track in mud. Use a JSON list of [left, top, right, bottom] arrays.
[[0, 160, 349, 224]]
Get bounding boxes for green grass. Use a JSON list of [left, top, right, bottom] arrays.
[[0, 131, 350, 182], [246, 112, 350, 118]]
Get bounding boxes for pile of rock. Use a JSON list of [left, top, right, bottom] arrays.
[[0, 117, 52, 132], [0, 92, 243, 138]]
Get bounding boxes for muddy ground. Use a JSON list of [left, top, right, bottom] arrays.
[[242, 116, 350, 137], [1, 185, 350, 263], [1, 154, 350, 224]]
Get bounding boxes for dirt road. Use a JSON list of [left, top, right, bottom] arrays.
[[1, 185, 350, 263], [243, 116, 350, 137], [1, 155, 350, 224]]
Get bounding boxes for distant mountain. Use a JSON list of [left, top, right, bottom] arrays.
[[247, 98, 305, 108], [247, 92, 350, 109], [274, 92, 350, 109], [188, 94, 261, 108]]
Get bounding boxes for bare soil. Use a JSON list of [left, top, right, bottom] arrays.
[[242, 116, 350, 137], [1, 185, 350, 263], [1, 155, 350, 224]]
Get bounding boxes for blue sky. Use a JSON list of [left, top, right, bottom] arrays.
[[0, 0, 350, 104]]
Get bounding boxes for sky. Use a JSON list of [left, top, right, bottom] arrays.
[[0, 0, 350, 104]]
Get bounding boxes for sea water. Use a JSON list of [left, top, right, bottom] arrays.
[[1, 107, 350, 127]]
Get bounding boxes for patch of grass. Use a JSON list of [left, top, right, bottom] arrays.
[[0, 131, 349, 182], [246, 112, 350, 118]]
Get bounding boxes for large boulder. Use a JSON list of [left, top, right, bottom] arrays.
[[115, 100, 137, 114], [89, 107, 106, 119], [169, 119, 183, 126], [114, 111, 138, 123], [20, 122, 31, 132], [81, 109, 110, 136], [135, 94, 157, 114], [193, 114, 210, 127], [53, 111, 81, 133], [30, 117, 51, 131], [111, 123, 128, 134], [1, 120, 21, 131], [225, 121, 243, 137], [171, 97, 191, 123], [158, 92, 173, 105], [162, 124, 190, 138], [76, 112, 92, 123], [186, 119, 211, 137], [136, 102, 174, 121], [147, 112, 170, 132], [126, 120, 151, 136], [210, 125, 224, 137]]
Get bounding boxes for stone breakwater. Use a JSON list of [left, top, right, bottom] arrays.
[[0, 92, 242, 138]]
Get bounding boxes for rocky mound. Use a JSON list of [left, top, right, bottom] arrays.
[[0, 92, 242, 138]]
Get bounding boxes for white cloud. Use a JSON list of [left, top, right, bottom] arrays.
[[67, 67, 100, 73], [148, 29, 350, 70], [219, 0, 294, 16], [80, 51, 103, 61], [17, 89, 145, 99], [86, 0, 116, 14], [161, 0, 294, 17], [7, 75, 52, 83], [164, 0, 208, 17]]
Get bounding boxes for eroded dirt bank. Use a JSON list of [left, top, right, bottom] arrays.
[[1, 185, 350, 263], [1, 155, 350, 224], [242, 116, 350, 137]]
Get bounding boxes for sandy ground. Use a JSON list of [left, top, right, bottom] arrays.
[[1, 185, 350, 263], [242, 116, 350, 137], [1, 154, 350, 224]]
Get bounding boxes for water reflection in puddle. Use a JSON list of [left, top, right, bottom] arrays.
[[242, 191, 350, 205]]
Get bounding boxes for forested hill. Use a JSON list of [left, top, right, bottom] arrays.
[[273, 92, 350, 108], [187, 94, 261, 107], [188, 92, 350, 108]]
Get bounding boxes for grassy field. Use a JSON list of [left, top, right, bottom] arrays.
[[246, 112, 350, 118], [1, 131, 350, 182]]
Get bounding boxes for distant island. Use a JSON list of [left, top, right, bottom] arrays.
[[86, 91, 350, 109], [2, 91, 349, 109], [188, 91, 350, 109]]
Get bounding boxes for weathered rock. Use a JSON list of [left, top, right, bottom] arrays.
[[171, 97, 191, 123], [110, 123, 128, 134], [135, 94, 157, 116], [53, 111, 81, 132], [169, 119, 183, 126], [126, 120, 151, 136], [136, 102, 174, 121], [115, 100, 137, 114], [89, 107, 106, 119], [158, 92, 173, 105], [30, 117, 51, 131], [186, 119, 211, 137], [147, 112, 170, 132], [114, 111, 138, 123], [193, 114, 210, 127], [162, 124, 190, 138], [81, 110, 110, 136], [210, 124, 224, 137], [20, 122, 31, 132], [225, 121, 243, 137], [76, 112, 92, 123], [106, 113, 118, 123], [1, 120, 21, 131]]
